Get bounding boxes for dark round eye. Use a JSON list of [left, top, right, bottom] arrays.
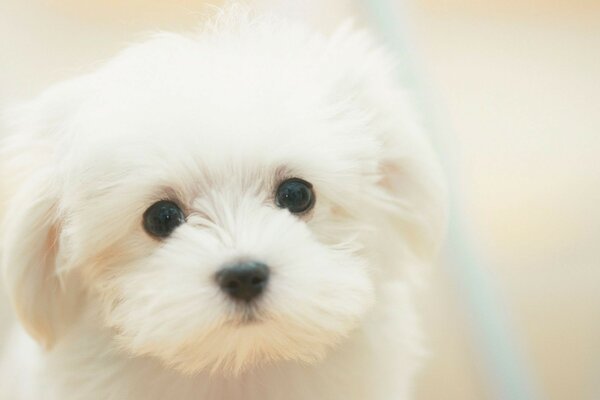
[[143, 200, 185, 238], [275, 178, 315, 214]]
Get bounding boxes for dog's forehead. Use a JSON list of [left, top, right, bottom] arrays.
[[65, 34, 380, 184]]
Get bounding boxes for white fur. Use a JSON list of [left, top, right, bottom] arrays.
[[0, 6, 445, 400]]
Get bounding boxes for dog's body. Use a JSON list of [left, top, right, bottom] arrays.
[[0, 8, 445, 400]]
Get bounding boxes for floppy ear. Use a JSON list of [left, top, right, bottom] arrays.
[[341, 31, 448, 258], [1, 81, 88, 349], [378, 98, 447, 260], [377, 137, 447, 260], [1, 170, 75, 348]]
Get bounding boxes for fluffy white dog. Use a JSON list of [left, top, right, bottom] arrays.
[[0, 7, 445, 400]]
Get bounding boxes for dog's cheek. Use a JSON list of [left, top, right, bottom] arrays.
[[103, 264, 220, 345], [265, 242, 375, 341], [97, 236, 230, 355]]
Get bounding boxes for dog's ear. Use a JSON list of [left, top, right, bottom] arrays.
[[1, 81, 88, 349], [340, 33, 448, 258], [377, 135, 447, 260], [1, 170, 71, 349]]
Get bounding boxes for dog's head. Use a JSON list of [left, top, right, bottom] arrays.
[[0, 10, 445, 375]]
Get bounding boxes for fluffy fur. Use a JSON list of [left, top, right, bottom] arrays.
[[0, 7, 445, 400]]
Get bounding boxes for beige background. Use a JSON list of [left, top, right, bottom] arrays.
[[412, 3, 600, 400], [1, 1, 599, 399]]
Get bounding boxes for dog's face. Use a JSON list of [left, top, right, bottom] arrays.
[[1, 13, 445, 376], [66, 56, 381, 374]]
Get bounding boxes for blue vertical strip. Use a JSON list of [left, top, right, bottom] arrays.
[[358, 1, 542, 399]]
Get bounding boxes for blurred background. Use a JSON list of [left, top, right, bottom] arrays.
[[0, 0, 598, 399]]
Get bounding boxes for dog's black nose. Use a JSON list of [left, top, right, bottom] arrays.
[[216, 261, 270, 302]]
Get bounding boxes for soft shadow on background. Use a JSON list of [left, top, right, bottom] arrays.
[[1, 1, 599, 399]]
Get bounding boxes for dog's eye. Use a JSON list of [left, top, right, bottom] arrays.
[[143, 200, 185, 238], [275, 178, 315, 214]]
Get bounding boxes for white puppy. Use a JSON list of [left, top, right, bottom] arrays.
[[0, 7, 445, 400]]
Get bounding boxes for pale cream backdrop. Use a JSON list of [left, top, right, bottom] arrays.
[[1, 1, 599, 399]]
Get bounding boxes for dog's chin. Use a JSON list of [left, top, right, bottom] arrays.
[[115, 305, 359, 377]]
